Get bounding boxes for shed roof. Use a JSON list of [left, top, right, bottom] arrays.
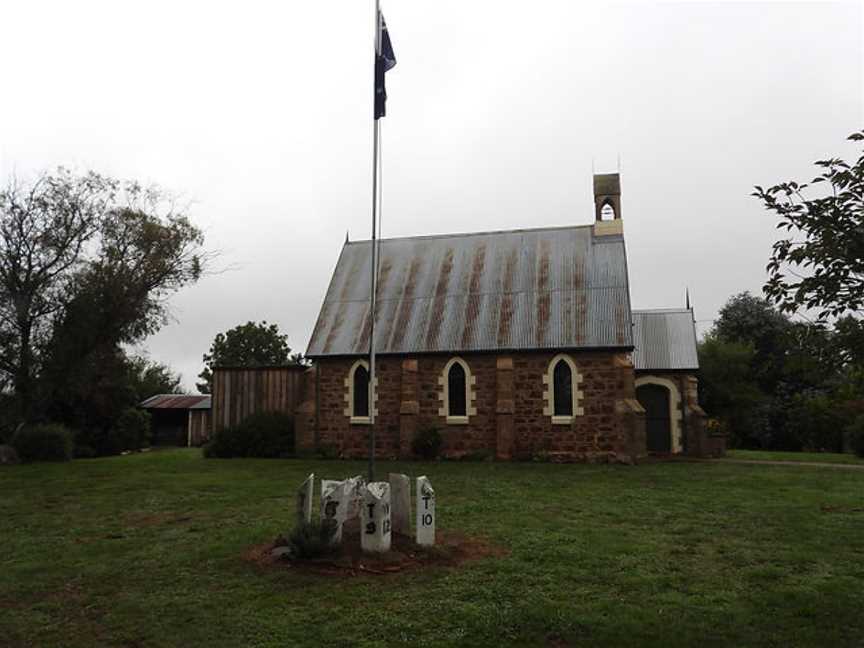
[[139, 394, 211, 410], [306, 225, 633, 357], [632, 309, 699, 371]]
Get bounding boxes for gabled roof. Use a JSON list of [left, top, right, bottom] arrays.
[[632, 309, 699, 371], [306, 225, 633, 357], [139, 394, 211, 410]]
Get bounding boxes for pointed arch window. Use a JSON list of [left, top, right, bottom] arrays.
[[543, 354, 584, 424], [553, 360, 573, 416], [344, 360, 375, 424], [448, 362, 467, 417], [600, 201, 615, 221], [438, 357, 476, 424], [353, 365, 369, 418]]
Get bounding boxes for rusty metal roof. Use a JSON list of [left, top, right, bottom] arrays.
[[307, 225, 633, 357], [139, 394, 211, 410], [632, 309, 699, 371]]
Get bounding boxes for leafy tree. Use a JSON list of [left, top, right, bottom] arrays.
[[697, 335, 768, 447], [126, 356, 183, 403], [754, 130, 864, 320], [712, 292, 792, 392], [0, 168, 206, 425], [0, 170, 114, 419], [197, 321, 300, 393]]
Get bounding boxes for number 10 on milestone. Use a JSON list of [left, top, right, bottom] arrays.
[[415, 476, 435, 546]]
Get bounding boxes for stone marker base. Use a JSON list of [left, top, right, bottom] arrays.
[[249, 520, 507, 577]]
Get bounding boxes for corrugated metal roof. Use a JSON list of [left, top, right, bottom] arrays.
[[632, 309, 699, 371], [139, 394, 211, 410], [307, 225, 633, 357]]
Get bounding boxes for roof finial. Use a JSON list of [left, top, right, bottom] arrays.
[[685, 287, 691, 311], [345, 230, 350, 244]]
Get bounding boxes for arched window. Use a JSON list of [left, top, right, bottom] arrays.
[[353, 364, 370, 418], [344, 360, 374, 423], [438, 357, 476, 424], [600, 202, 615, 221], [543, 354, 583, 423], [448, 362, 467, 417], [553, 359, 573, 416]]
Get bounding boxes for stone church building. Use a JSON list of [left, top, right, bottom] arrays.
[[298, 174, 721, 462]]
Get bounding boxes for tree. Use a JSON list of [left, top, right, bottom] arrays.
[[0, 169, 206, 423], [197, 321, 301, 393], [0, 170, 114, 418], [754, 130, 864, 320], [126, 356, 183, 403], [697, 335, 768, 448], [712, 292, 792, 392]]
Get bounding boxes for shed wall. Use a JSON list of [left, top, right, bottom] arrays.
[[211, 367, 307, 432]]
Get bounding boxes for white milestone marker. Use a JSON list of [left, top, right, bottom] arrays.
[[389, 473, 411, 536], [361, 482, 392, 553], [415, 476, 436, 546], [297, 473, 314, 525], [321, 479, 350, 544], [344, 475, 366, 522]]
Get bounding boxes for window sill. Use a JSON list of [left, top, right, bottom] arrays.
[[551, 416, 574, 425], [446, 416, 469, 425], [350, 416, 371, 425]]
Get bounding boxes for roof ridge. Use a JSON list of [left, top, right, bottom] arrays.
[[345, 223, 596, 245], [633, 308, 693, 314]]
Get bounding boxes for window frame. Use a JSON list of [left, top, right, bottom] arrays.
[[438, 357, 476, 425], [344, 360, 376, 424], [542, 354, 584, 424]]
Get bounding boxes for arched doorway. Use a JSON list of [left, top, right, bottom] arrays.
[[636, 384, 672, 453]]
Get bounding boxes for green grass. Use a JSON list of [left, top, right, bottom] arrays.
[[727, 449, 864, 465], [1, 450, 863, 647]]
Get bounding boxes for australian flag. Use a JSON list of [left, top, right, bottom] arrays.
[[374, 12, 396, 119]]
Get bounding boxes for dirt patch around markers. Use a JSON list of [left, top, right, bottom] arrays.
[[242, 519, 507, 577]]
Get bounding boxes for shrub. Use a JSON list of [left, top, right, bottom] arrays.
[[0, 444, 20, 465], [12, 424, 74, 462], [847, 415, 864, 458], [112, 408, 152, 453], [284, 519, 337, 560], [784, 393, 846, 453], [411, 426, 443, 460], [204, 411, 294, 458], [73, 444, 97, 459]]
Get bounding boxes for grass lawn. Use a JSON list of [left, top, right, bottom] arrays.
[[727, 449, 864, 465], [2, 450, 863, 647]]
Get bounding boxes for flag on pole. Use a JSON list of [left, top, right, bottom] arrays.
[[374, 12, 397, 119]]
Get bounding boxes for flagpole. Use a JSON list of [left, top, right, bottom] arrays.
[[368, 0, 381, 483]]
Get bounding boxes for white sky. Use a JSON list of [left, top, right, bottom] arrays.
[[1, 1, 861, 390]]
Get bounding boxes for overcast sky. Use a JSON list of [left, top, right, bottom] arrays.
[[1, 1, 861, 390]]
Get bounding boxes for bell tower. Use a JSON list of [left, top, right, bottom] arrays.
[[593, 173, 623, 236]]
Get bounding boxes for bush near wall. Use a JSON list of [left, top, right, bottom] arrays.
[[73, 408, 152, 457], [848, 415, 864, 458], [204, 412, 295, 458], [112, 408, 152, 453], [411, 427, 443, 460], [12, 424, 74, 462]]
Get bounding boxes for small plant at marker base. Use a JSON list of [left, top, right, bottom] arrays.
[[847, 415, 864, 458], [12, 424, 74, 462], [412, 427, 443, 460], [285, 519, 338, 560]]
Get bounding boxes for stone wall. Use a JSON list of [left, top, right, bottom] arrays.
[[310, 350, 643, 463], [634, 371, 723, 457]]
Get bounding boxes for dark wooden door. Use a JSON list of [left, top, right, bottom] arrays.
[[636, 384, 671, 453]]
